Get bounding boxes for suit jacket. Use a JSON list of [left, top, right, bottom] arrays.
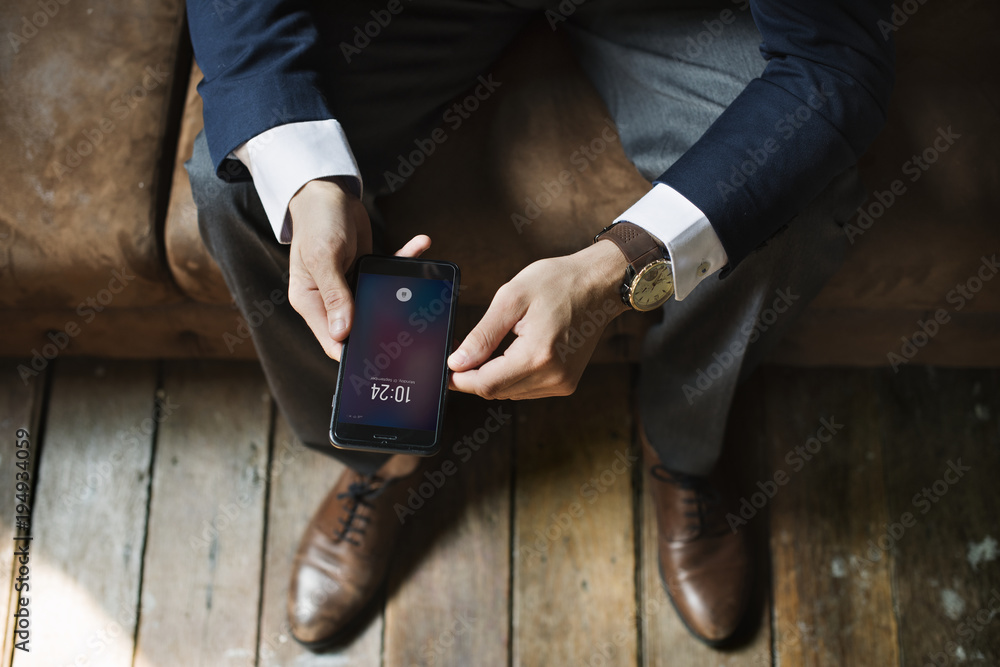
[[187, 0, 895, 270]]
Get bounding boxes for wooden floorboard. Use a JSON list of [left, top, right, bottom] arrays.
[[257, 413, 383, 667], [0, 359, 46, 667], [133, 360, 271, 667], [879, 368, 1000, 667], [384, 392, 513, 667], [12, 359, 157, 667], [512, 365, 637, 667], [767, 368, 900, 667], [5, 357, 999, 665]]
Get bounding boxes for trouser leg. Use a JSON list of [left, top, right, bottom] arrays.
[[567, 5, 864, 474], [187, 132, 390, 474], [313, 0, 533, 188], [635, 173, 860, 475]]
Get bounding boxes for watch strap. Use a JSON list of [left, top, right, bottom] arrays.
[[595, 221, 665, 271]]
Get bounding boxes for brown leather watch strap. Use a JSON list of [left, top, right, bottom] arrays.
[[595, 221, 666, 271]]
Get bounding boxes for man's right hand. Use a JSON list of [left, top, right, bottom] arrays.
[[287, 178, 430, 361]]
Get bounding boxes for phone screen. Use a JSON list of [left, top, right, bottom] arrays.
[[332, 256, 459, 454]]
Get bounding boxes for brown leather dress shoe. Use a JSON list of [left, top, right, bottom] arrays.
[[642, 434, 751, 646], [287, 455, 420, 650]]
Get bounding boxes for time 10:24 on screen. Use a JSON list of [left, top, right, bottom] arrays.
[[371, 382, 412, 403]]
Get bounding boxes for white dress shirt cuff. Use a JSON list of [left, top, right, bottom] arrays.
[[613, 183, 729, 301], [231, 119, 362, 244]]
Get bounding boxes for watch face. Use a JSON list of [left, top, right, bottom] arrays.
[[630, 260, 674, 311]]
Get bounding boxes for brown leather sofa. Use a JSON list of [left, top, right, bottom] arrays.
[[2, 0, 997, 368]]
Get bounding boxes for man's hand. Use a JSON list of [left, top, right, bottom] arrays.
[[288, 178, 430, 360], [448, 240, 630, 400]]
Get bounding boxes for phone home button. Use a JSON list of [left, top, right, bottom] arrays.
[[374, 434, 398, 441]]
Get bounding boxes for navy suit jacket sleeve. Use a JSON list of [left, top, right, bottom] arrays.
[[186, 0, 339, 182], [656, 1, 895, 270]]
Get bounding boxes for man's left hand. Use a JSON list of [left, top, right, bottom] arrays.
[[448, 240, 630, 400]]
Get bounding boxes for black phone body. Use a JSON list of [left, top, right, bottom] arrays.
[[330, 255, 460, 456]]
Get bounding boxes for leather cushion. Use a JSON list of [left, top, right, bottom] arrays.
[[0, 0, 187, 308]]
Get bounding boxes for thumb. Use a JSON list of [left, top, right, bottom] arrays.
[[395, 234, 432, 258], [311, 255, 355, 341], [325, 274, 354, 341], [449, 287, 525, 371]]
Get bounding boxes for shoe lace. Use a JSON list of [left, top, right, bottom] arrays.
[[650, 464, 727, 539], [334, 475, 385, 546]]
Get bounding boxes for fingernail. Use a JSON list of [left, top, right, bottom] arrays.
[[450, 350, 468, 368], [331, 318, 347, 335]]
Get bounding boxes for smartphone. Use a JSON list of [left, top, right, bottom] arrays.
[[330, 255, 460, 456]]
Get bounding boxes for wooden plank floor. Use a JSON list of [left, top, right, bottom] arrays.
[[2, 358, 998, 667]]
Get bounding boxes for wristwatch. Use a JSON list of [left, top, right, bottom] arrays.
[[594, 221, 674, 311]]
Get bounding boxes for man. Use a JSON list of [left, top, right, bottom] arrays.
[[185, 0, 894, 649]]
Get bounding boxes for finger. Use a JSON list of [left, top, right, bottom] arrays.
[[394, 234, 432, 258], [448, 286, 526, 371], [450, 337, 535, 398], [495, 371, 567, 401], [450, 359, 518, 398]]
